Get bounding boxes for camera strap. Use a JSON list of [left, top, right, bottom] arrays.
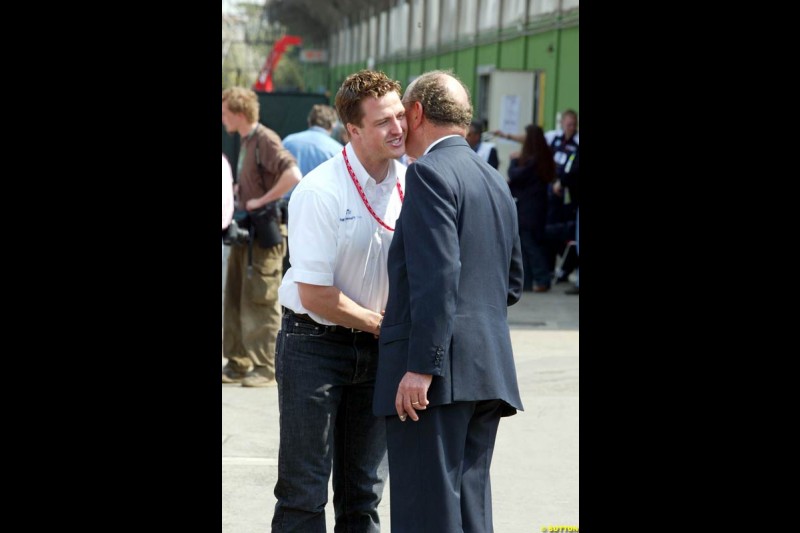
[[254, 125, 267, 180], [246, 225, 255, 278], [245, 125, 262, 279]]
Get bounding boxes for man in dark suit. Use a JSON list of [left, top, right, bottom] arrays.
[[373, 70, 524, 532]]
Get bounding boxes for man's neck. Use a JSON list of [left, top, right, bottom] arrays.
[[351, 146, 390, 183], [239, 122, 259, 138]]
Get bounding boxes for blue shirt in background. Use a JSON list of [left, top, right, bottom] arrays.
[[282, 126, 343, 198]]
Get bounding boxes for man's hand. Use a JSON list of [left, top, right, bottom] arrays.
[[245, 198, 263, 211], [373, 310, 385, 339], [395, 371, 433, 422]]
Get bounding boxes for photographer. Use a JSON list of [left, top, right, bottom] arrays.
[[221, 87, 301, 388]]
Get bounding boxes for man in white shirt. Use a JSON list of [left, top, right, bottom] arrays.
[[272, 70, 407, 532]]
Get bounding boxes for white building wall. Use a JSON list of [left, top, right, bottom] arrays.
[[330, 0, 577, 65], [389, 3, 409, 55], [359, 19, 369, 61], [441, 0, 458, 44], [530, 0, 559, 17], [369, 14, 378, 64], [425, 0, 440, 49], [478, 0, 501, 31], [459, 0, 478, 38], [410, 0, 423, 51], [379, 11, 388, 58], [501, 0, 527, 27]]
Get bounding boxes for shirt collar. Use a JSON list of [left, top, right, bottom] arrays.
[[423, 134, 463, 156], [343, 143, 394, 188], [244, 123, 259, 142]]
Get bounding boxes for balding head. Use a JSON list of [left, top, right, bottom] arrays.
[[402, 70, 473, 157], [402, 70, 473, 129]]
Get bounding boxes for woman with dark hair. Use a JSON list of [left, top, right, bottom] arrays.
[[508, 124, 556, 292]]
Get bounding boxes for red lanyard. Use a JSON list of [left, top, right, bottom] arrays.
[[342, 147, 404, 231]]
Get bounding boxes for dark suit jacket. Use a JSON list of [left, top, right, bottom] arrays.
[[373, 136, 524, 417]]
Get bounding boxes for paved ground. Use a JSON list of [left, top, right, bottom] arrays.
[[222, 245, 579, 532]]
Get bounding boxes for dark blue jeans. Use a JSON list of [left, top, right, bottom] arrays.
[[272, 313, 388, 532]]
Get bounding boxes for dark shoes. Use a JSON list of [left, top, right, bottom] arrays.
[[222, 365, 250, 384], [565, 286, 579, 295], [532, 285, 551, 293], [223, 363, 276, 387], [241, 370, 277, 388], [222, 366, 247, 383]]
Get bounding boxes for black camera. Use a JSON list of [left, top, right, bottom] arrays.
[[222, 218, 250, 246], [249, 200, 285, 249]]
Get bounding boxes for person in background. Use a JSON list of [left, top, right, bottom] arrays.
[[282, 104, 343, 190], [561, 147, 579, 295], [545, 109, 579, 284], [223, 153, 235, 272], [374, 70, 524, 533], [508, 124, 556, 292], [545, 108, 579, 147], [466, 119, 499, 169], [222, 154, 234, 230], [497, 110, 580, 284], [221, 87, 302, 387], [331, 120, 350, 145], [272, 70, 407, 532], [494, 108, 579, 151], [281, 104, 344, 273], [492, 128, 524, 143]]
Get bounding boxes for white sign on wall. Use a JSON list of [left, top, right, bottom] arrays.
[[500, 95, 521, 135], [487, 70, 534, 176]]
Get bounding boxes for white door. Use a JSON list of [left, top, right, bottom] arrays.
[[486, 70, 535, 177]]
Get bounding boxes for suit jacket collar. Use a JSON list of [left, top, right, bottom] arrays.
[[425, 135, 469, 154]]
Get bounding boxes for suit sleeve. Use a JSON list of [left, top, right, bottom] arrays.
[[400, 162, 460, 376]]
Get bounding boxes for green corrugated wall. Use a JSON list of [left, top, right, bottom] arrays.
[[313, 23, 578, 132]]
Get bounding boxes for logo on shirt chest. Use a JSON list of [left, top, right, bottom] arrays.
[[339, 208, 360, 222]]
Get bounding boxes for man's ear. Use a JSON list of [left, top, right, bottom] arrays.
[[346, 122, 359, 139], [408, 101, 423, 130]]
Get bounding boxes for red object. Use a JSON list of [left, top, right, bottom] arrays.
[[253, 35, 303, 92]]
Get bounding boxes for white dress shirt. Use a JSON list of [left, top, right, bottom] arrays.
[[278, 143, 406, 325]]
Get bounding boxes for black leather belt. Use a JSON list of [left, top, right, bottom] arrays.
[[284, 309, 371, 336]]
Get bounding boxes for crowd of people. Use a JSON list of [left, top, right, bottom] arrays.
[[221, 70, 578, 531], [495, 108, 580, 294]]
